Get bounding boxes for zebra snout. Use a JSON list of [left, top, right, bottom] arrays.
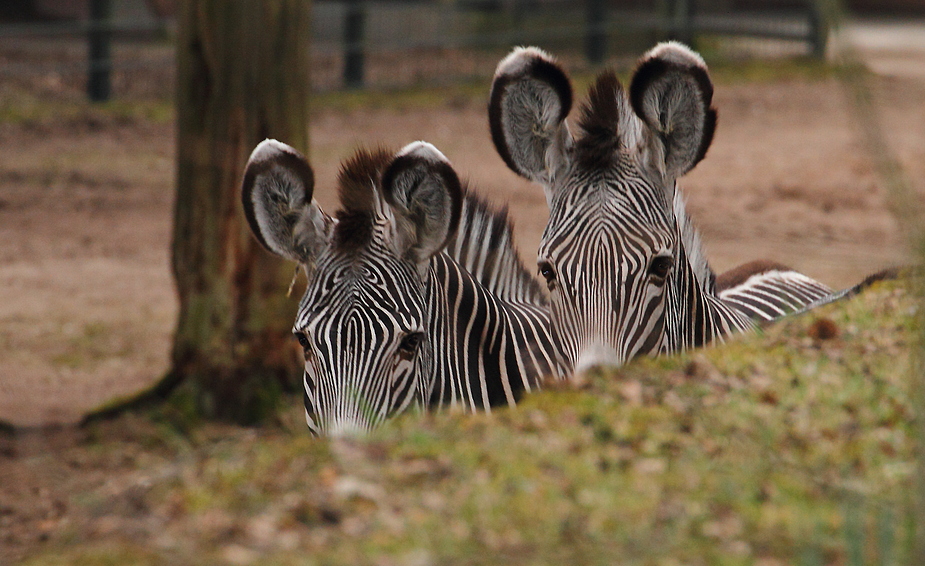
[[573, 342, 624, 374], [325, 419, 369, 438]]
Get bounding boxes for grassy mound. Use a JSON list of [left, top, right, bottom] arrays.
[[19, 281, 918, 565]]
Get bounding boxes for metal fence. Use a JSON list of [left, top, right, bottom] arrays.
[[0, 0, 829, 103]]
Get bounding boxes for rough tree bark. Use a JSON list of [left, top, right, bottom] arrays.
[[170, 1, 311, 423]]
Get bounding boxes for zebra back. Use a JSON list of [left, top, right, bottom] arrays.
[[445, 192, 547, 306], [716, 260, 833, 322]]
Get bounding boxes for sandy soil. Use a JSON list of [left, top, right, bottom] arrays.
[[0, 60, 923, 429]]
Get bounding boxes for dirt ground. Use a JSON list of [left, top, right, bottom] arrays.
[[1, 49, 924, 432]]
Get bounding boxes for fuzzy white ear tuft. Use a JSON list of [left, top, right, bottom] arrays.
[[241, 139, 329, 264], [494, 46, 556, 79], [396, 141, 450, 164], [641, 41, 707, 70], [381, 143, 463, 267], [248, 138, 296, 164], [629, 42, 717, 179], [489, 46, 574, 183]]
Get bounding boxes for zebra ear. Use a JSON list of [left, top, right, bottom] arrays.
[[241, 139, 330, 264], [489, 46, 573, 184], [629, 42, 717, 178], [381, 141, 463, 266]]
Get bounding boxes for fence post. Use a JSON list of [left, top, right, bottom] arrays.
[[808, 0, 828, 58], [585, 0, 607, 65], [667, 0, 694, 46], [678, 0, 694, 47], [343, 0, 366, 89], [87, 0, 112, 102]]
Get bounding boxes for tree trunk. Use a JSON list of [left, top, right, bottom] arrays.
[[171, 1, 311, 423]]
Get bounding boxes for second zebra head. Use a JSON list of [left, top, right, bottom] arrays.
[[490, 42, 745, 374]]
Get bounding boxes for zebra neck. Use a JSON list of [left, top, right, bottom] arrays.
[[663, 246, 754, 352], [443, 193, 547, 305], [673, 186, 716, 295], [420, 252, 557, 411]]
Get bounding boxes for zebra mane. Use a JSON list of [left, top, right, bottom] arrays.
[[446, 189, 547, 305], [332, 147, 392, 254], [672, 187, 717, 295], [328, 146, 543, 303], [575, 71, 642, 169]]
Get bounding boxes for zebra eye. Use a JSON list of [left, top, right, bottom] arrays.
[[538, 261, 558, 291], [296, 332, 317, 364], [648, 256, 673, 284], [398, 332, 424, 356]]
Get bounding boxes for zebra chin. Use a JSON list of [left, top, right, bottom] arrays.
[[304, 409, 373, 438], [572, 343, 627, 374], [326, 420, 371, 438]]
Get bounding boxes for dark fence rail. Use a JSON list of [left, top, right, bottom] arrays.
[[0, 0, 830, 102]]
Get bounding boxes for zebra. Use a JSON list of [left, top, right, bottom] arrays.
[[487, 42, 856, 375], [241, 139, 560, 435]]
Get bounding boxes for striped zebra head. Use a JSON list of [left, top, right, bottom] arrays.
[[489, 43, 717, 373], [242, 140, 462, 435]]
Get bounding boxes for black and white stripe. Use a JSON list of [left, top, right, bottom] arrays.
[[242, 139, 558, 435], [718, 268, 832, 322], [423, 253, 557, 409], [445, 196, 547, 305], [533, 161, 754, 373]]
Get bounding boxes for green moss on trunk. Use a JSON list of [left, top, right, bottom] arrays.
[[171, 1, 311, 423]]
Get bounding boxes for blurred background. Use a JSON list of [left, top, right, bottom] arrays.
[[1, 0, 921, 92], [0, 0, 923, 426], [1, 2, 924, 563]]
